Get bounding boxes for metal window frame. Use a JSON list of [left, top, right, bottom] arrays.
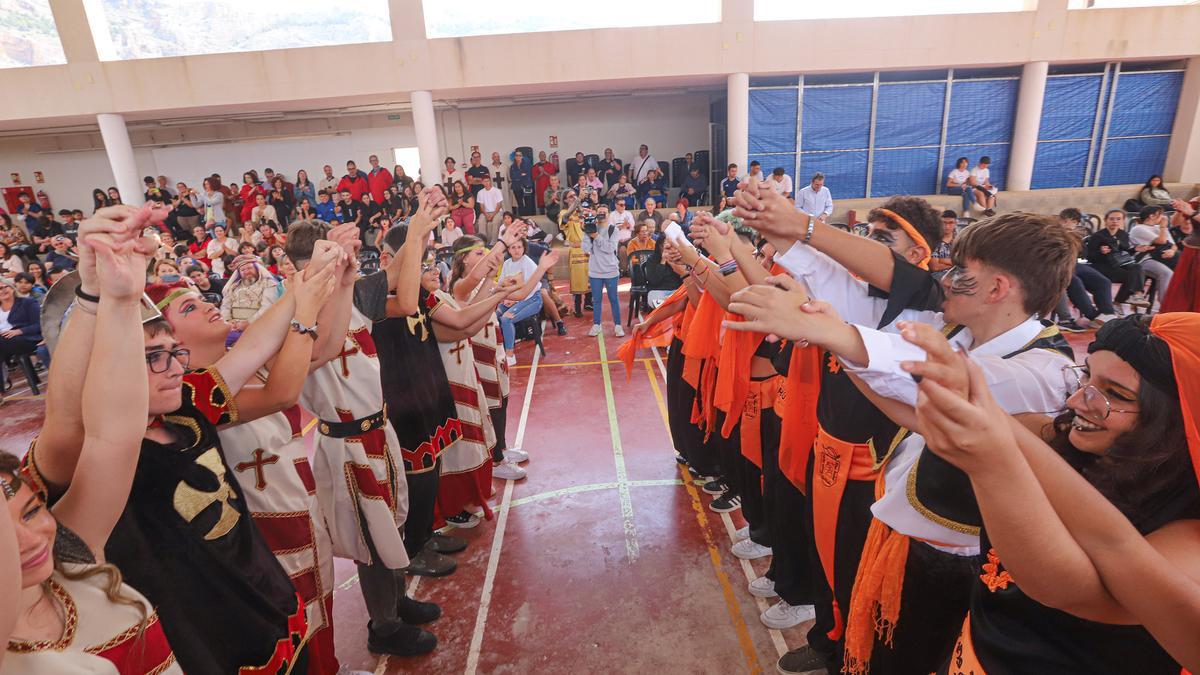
[[865, 72, 881, 197], [795, 75, 805, 182], [1093, 61, 1122, 186], [934, 68, 955, 194], [1082, 63, 1111, 186]]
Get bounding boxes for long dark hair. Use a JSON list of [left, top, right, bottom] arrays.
[[1143, 174, 1164, 191], [92, 188, 109, 211], [448, 235, 486, 292]]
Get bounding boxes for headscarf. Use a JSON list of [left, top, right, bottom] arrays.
[[875, 208, 931, 270]]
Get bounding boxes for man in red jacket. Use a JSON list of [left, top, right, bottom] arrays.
[[366, 154, 393, 205], [337, 160, 370, 203]]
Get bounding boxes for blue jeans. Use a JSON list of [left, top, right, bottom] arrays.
[[590, 276, 621, 325], [957, 186, 974, 213], [498, 293, 543, 351]]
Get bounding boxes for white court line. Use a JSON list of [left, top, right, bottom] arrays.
[[596, 332, 639, 562], [649, 340, 789, 660], [462, 324, 544, 675]]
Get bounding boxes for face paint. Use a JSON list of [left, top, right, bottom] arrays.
[[868, 229, 896, 246], [180, 302, 197, 317], [943, 265, 978, 296]]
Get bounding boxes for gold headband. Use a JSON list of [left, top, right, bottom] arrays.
[[154, 287, 194, 311], [0, 475, 15, 499], [876, 208, 931, 270], [457, 244, 485, 254]]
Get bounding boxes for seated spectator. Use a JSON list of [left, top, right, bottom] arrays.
[[681, 166, 708, 206], [627, 223, 656, 255], [968, 156, 997, 211], [721, 164, 741, 200], [585, 168, 605, 192], [14, 192, 42, 232], [951, 157, 977, 212], [673, 200, 694, 229], [794, 172, 833, 220], [186, 264, 224, 304], [221, 254, 282, 330], [606, 174, 637, 210], [637, 169, 667, 207], [746, 160, 764, 182], [641, 198, 666, 234], [1054, 208, 1119, 331], [249, 192, 279, 228], [1086, 209, 1151, 308], [13, 272, 44, 304], [1132, 205, 1179, 269], [153, 259, 184, 284], [440, 216, 465, 247], [315, 190, 336, 222], [1139, 174, 1173, 207], [767, 167, 793, 199], [449, 180, 477, 236], [28, 214, 63, 256], [0, 277, 41, 391], [25, 261, 48, 294], [929, 210, 958, 273], [57, 209, 81, 241], [641, 231, 684, 291], [46, 266, 70, 287], [143, 175, 171, 203], [44, 235, 77, 273], [205, 225, 239, 277], [1171, 200, 1196, 243], [0, 242, 22, 278]]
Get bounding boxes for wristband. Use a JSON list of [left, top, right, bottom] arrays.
[[803, 218, 816, 245], [75, 286, 100, 303], [290, 319, 319, 341], [717, 259, 738, 276]]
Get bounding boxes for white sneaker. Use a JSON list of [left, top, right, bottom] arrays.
[[748, 576, 778, 598], [760, 599, 816, 629], [493, 460, 527, 481], [732, 538, 773, 560], [614, 325, 625, 337], [1094, 313, 1118, 324], [504, 447, 529, 463], [506, 354, 517, 367], [587, 324, 602, 337], [734, 525, 750, 540]]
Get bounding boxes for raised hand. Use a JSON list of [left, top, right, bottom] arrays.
[[494, 274, 522, 295], [538, 249, 560, 269], [915, 354, 1016, 474], [90, 233, 151, 303], [732, 175, 808, 243], [77, 204, 164, 295], [725, 277, 834, 344], [325, 222, 362, 285], [306, 239, 343, 277], [690, 216, 732, 260], [293, 256, 338, 322]]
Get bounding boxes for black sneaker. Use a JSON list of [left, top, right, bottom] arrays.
[[709, 492, 742, 513], [776, 645, 828, 675], [556, 321, 567, 336], [404, 548, 457, 577], [398, 596, 442, 625], [427, 532, 467, 554], [702, 479, 729, 496], [674, 453, 689, 466], [445, 511, 480, 529], [1056, 318, 1086, 333], [367, 621, 437, 657]]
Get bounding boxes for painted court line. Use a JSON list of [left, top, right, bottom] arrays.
[[462, 324, 544, 675], [597, 332, 640, 562], [643, 361, 763, 674]]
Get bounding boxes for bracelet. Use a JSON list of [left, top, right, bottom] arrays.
[[290, 319, 319, 341], [717, 259, 738, 276], [803, 218, 816, 245], [75, 286, 100, 303], [71, 298, 97, 315]]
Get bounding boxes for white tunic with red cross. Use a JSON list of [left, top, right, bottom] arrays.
[[301, 307, 410, 569]]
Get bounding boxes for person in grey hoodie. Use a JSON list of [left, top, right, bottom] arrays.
[[583, 211, 623, 337]]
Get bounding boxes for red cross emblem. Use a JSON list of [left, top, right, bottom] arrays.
[[235, 448, 280, 491]]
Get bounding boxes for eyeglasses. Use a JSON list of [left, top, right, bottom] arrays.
[[146, 348, 190, 374], [1061, 365, 1138, 420]]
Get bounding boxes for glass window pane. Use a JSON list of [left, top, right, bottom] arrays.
[[83, 0, 392, 61], [755, 0, 1029, 21], [423, 0, 720, 38], [0, 0, 67, 69]]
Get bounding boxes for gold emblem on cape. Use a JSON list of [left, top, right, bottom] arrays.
[[818, 442, 841, 488], [406, 312, 429, 341], [173, 447, 240, 541]]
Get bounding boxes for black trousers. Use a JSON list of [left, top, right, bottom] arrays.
[[403, 457, 441, 557], [489, 396, 508, 462], [514, 189, 535, 216], [666, 340, 716, 476], [764, 416, 815, 606], [0, 334, 40, 388], [356, 511, 411, 635], [1090, 260, 1146, 304], [714, 409, 767, 539]]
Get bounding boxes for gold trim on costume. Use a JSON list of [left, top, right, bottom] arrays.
[[905, 451, 981, 536], [7, 579, 78, 653]]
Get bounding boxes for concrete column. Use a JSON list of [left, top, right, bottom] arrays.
[[411, 90, 441, 187], [727, 73, 749, 177], [1006, 61, 1049, 192], [1164, 56, 1200, 184], [96, 113, 143, 207]]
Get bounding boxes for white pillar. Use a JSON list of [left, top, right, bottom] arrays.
[[411, 90, 441, 187], [1164, 56, 1200, 183], [97, 113, 143, 207], [1006, 61, 1049, 192], [727, 73, 749, 177]]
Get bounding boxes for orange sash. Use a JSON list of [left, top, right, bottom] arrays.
[[737, 376, 781, 468], [616, 285, 689, 379], [714, 313, 766, 439], [776, 344, 823, 492], [811, 426, 878, 641], [946, 614, 986, 675]]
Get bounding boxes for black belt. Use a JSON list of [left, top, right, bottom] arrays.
[[318, 406, 387, 439]]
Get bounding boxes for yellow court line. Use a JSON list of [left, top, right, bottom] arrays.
[[643, 360, 764, 674], [510, 357, 654, 370]]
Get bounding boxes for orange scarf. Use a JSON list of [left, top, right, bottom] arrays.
[[616, 286, 689, 379], [1150, 313, 1200, 489], [776, 343, 823, 491]]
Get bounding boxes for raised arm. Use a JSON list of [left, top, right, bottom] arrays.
[[50, 233, 151, 558], [386, 196, 444, 312]]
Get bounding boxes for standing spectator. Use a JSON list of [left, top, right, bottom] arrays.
[[631, 144, 659, 183], [767, 167, 794, 199], [1087, 209, 1151, 308], [14, 192, 41, 231], [238, 171, 264, 224], [107, 186, 123, 205], [583, 208, 624, 338], [609, 200, 637, 274], [174, 183, 202, 234], [1139, 174, 1173, 207], [442, 156, 465, 189], [793, 172, 833, 220], [317, 164, 339, 194], [681, 166, 708, 206], [366, 154, 393, 204], [509, 150, 535, 216], [600, 148, 623, 189], [683, 152, 701, 179], [393, 164, 414, 191], [946, 156, 973, 214], [143, 175, 171, 203], [544, 175, 565, 224], [637, 168, 667, 207], [0, 277, 41, 391], [91, 188, 111, 213], [476, 175, 506, 243], [968, 156, 997, 211], [489, 151, 510, 200], [746, 160, 764, 182], [532, 151, 556, 212], [268, 177, 293, 229], [929, 210, 958, 273], [465, 151, 489, 198], [607, 174, 637, 210], [156, 175, 175, 197], [294, 169, 317, 207], [567, 151, 590, 186], [337, 160, 370, 202], [450, 181, 477, 235], [721, 163, 742, 200]]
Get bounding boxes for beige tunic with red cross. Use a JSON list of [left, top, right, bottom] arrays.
[[300, 306, 410, 569], [467, 288, 511, 409], [434, 290, 496, 476]]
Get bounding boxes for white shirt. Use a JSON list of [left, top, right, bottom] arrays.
[[632, 154, 660, 182], [947, 168, 970, 188], [501, 255, 540, 301], [970, 166, 994, 192], [1129, 223, 1171, 247], [0, 306, 10, 332], [769, 174, 794, 197], [477, 186, 504, 214], [443, 168, 465, 185], [317, 175, 339, 193], [794, 184, 833, 218], [607, 209, 636, 242]]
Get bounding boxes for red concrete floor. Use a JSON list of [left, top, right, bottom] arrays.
[[0, 285, 1101, 674]]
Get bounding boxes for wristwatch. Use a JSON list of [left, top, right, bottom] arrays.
[[290, 319, 319, 340]]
